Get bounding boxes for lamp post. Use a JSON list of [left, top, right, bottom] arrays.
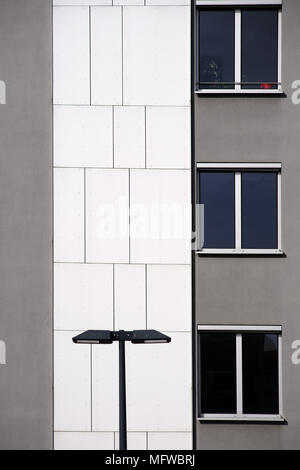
[[72, 329, 171, 451]]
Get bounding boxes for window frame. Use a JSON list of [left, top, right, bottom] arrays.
[[195, 1, 282, 94], [197, 325, 284, 422], [196, 162, 282, 255]]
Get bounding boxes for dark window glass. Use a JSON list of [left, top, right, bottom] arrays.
[[199, 172, 235, 249], [200, 333, 236, 414], [242, 333, 279, 414], [199, 10, 235, 89], [241, 10, 278, 89], [241, 172, 278, 249]]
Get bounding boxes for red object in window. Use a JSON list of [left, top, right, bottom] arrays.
[[260, 83, 273, 89]]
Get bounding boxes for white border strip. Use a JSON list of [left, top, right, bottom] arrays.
[[236, 334, 243, 414], [235, 172, 241, 249], [198, 415, 284, 421], [197, 1, 282, 6], [235, 10, 241, 91], [196, 248, 283, 254], [278, 10, 282, 90], [277, 172, 282, 250], [198, 325, 282, 331], [195, 89, 283, 94], [278, 334, 283, 416], [197, 162, 282, 169]]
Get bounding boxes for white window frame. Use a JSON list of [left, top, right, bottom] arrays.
[[197, 1, 282, 5], [196, 2, 282, 94], [196, 162, 282, 255], [197, 325, 284, 422]]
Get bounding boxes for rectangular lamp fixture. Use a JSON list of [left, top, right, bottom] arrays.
[[72, 330, 113, 344]]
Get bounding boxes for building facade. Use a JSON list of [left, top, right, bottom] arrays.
[[0, 0, 300, 451], [194, 0, 300, 450], [53, 0, 192, 451], [1, 0, 192, 450], [0, 0, 52, 450]]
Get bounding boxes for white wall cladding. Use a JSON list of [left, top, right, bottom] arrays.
[[54, 106, 113, 167], [114, 106, 146, 168], [54, 331, 91, 431], [91, 7, 123, 105], [147, 265, 191, 331], [92, 334, 192, 432], [54, 431, 147, 450], [114, 432, 147, 450], [54, 263, 113, 330], [125, 334, 192, 431], [53, 2, 191, 450], [55, 432, 115, 450], [54, 1, 111, 4], [114, 0, 144, 5], [86, 169, 130, 263], [130, 169, 190, 264], [146, 107, 191, 169], [123, 6, 190, 105], [148, 432, 192, 450], [114, 264, 146, 330], [53, 7, 90, 104], [54, 168, 84, 262], [92, 342, 119, 431]]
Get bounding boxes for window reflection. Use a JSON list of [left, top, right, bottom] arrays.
[[241, 10, 278, 89], [199, 172, 235, 249], [199, 10, 235, 89]]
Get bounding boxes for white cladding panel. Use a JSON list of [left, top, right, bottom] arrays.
[[114, 264, 146, 330], [123, 7, 190, 105], [147, 265, 191, 331], [86, 169, 130, 263], [130, 169, 190, 264], [126, 333, 192, 431], [54, 168, 84, 262], [53, 7, 90, 104], [91, 7, 123, 105], [114, 106, 146, 168], [54, 432, 114, 450], [146, 106, 191, 169], [54, 106, 113, 168], [148, 432, 192, 450], [54, 263, 113, 330], [54, 331, 91, 431]]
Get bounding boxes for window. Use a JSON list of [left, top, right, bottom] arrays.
[[197, 163, 282, 254], [198, 325, 283, 421], [196, 1, 282, 93]]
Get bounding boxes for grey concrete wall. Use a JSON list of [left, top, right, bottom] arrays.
[[0, 0, 52, 449], [194, 0, 300, 449]]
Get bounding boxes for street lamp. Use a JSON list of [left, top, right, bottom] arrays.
[[72, 329, 171, 450]]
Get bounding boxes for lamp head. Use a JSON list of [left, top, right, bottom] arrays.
[[72, 330, 113, 344], [131, 329, 171, 344]]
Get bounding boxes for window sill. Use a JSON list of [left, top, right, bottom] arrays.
[[196, 249, 284, 256], [198, 415, 285, 423], [195, 90, 286, 98]]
